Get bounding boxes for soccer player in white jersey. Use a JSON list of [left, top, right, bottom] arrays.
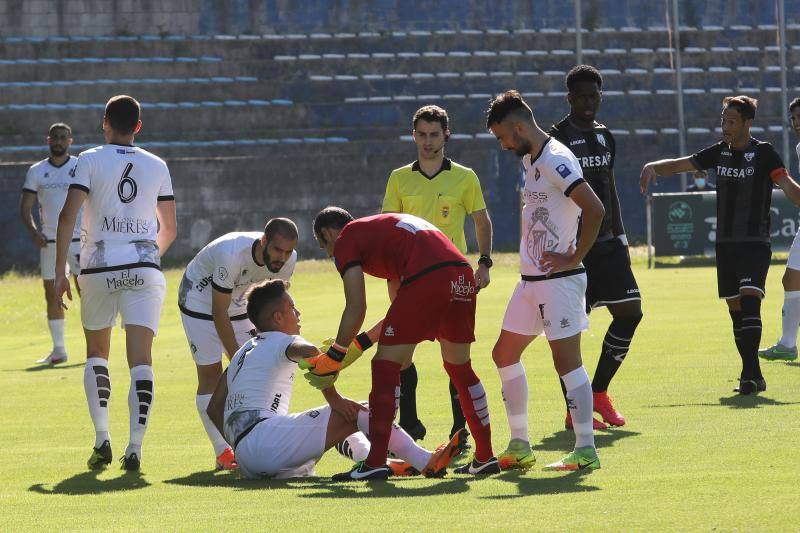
[[760, 97, 800, 361], [206, 279, 461, 479], [19, 123, 82, 364], [485, 91, 606, 471], [54, 95, 178, 471], [178, 219, 298, 470]]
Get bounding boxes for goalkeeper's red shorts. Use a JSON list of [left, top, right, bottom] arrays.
[[379, 263, 476, 346]]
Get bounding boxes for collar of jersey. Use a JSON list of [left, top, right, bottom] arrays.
[[251, 240, 265, 267], [412, 157, 451, 180], [109, 142, 135, 148], [47, 157, 72, 169], [529, 137, 551, 165]]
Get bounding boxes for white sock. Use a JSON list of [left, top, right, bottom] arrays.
[[779, 291, 800, 348], [497, 362, 529, 441], [335, 432, 370, 462], [48, 319, 65, 352], [357, 409, 430, 471], [84, 357, 111, 448], [562, 366, 595, 449], [126, 365, 154, 458], [196, 394, 230, 456]]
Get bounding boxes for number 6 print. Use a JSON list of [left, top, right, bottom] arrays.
[[118, 162, 138, 203]]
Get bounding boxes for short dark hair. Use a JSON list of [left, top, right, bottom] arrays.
[[723, 95, 758, 121], [264, 217, 298, 242], [313, 206, 354, 240], [413, 105, 449, 131], [105, 95, 141, 134], [48, 122, 72, 136], [565, 64, 603, 92], [486, 90, 534, 128], [246, 279, 288, 331], [790, 97, 800, 113]]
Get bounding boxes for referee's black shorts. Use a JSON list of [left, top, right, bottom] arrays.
[[583, 237, 641, 312], [715, 241, 771, 299]]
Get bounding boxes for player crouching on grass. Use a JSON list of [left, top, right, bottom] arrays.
[[205, 279, 461, 480]]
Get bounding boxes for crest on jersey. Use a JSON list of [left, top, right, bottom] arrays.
[[525, 207, 560, 267], [596, 133, 607, 147], [218, 266, 228, 280], [556, 163, 572, 179], [744, 152, 754, 162], [534, 168, 541, 181]]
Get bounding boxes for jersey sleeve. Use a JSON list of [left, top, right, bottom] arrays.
[[762, 144, 788, 182], [690, 143, 722, 170], [381, 172, 402, 212], [22, 166, 38, 194], [332, 225, 362, 276], [210, 242, 236, 293], [463, 169, 487, 213], [70, 153, 92, 193], [157, 163, 175, 201], [545, 153, 586, 197]]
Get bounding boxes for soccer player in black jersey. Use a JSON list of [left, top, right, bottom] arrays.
[[549, 65, 642, 428], [640, 95, 800, 395]]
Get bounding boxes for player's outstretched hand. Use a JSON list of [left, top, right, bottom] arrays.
[[54, 272, 72, 310], [639, 163, 658, 194], [329, 394, 367, 422], [318, 336, 370, 370], [304, 370, 339, 390]]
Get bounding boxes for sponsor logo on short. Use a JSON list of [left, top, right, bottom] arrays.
[[560, 317, 571, 329], [384, 325, 395, 337], [101, 216, 150, 234], [105, 269, 144, 290], [451, 274, 476, 298], [627, 288, 640, 294], [740, 277, 752, 283], [556, 163, 572, 178]]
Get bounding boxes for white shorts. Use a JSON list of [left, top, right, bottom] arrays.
[[78, 266, 166, 334], [41, 240, 81, 280], [788, 230, 800, 271], [501, 273, 589, 341], [180, 312, 256, 366], [234, 405, 331, 479]]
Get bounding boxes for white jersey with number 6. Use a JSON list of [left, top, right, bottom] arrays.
[[70, 144, 173, 272], [520, 138, 586, 277]]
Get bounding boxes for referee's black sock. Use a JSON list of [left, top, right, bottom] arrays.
[[739, 296, 764, 380], [592, 314, 643, 392], [398, 364, 420, 428], [729, 309, 745, 357]]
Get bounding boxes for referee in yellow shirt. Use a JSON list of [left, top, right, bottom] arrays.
[[383, 105, 493, 452]]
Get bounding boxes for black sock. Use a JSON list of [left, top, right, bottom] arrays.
[[449, 380, 466, 436], [739, 296, 764, 380], [398, 364, 419, 428], [592, 313, 643, 392], [729, 309, 745, 357]]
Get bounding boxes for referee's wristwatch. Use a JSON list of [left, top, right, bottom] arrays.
[[478, 254, 493, 268]]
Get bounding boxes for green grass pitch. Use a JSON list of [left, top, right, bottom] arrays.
[[1, 253, 798, 531]]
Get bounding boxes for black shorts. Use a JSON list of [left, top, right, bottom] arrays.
[[583, 238, 641, 312], [715, 241, 771, 299]]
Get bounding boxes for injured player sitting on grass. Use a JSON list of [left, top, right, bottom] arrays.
[[206, 279, 461, 480]]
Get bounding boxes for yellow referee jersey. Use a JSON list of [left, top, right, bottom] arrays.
[[382, 158, 487, 253]]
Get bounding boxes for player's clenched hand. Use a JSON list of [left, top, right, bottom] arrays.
[[474, 264, 491, 290], [54, 272, 72, 310], [639, 163, 658, 194]]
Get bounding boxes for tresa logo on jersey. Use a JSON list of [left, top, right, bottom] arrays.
[[716, 165, 753, 179], [101, 216, 150, 234]]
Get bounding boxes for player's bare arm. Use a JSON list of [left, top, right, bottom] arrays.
[[211, 288, 239, 360], [156, 198, 177, 256], [19, 191, 47, 248], [321, 386, 366, 422], [541, 182, 605, 274], [608, 170, 627, 239], [54, 187, 86, 307], [206, 367, 228, 437], [472, 208, 493, 289], [775, 173, 800, 207], [639, 156, 696, 193], [335, 265, 367, 347], [285, 338, 322, 362]]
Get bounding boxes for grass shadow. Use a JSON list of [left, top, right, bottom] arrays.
[[22, 362, 84, 372], [164, 469, 313, 489], [647, 395, 800, 410], [295, 476, 471, 499], [536, 428, 640, 452], [481, 470, 599, 500], [29, 469, 150, 495]]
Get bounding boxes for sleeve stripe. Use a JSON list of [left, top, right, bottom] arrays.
[[770, 167, 789, 183], [157, 195, 175, 201], [211, 280, 233, 294], [69, 184, 90, 193], [564, 178, 586, 197], [21, 188, 37, 194], [338, 260, 362, 277]]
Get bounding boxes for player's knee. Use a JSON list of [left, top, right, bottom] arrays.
[[492, 341, 517, 367]]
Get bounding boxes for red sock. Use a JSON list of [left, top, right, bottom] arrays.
[[444, 360, 494, 462], [365, 359, 401, 468]]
